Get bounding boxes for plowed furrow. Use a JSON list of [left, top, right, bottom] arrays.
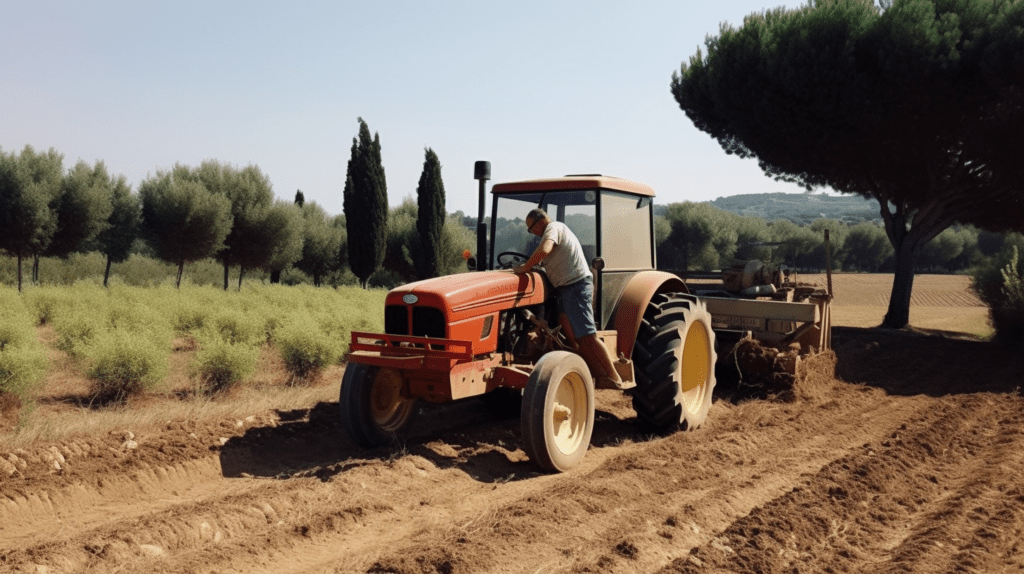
[[306, 392, 934, 574], [3, 379, 995, 574], [658, 393, 1024, 574], [879, 402, 1024, 574]]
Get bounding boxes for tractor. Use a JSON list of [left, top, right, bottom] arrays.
[[341, 162, 831, 472]]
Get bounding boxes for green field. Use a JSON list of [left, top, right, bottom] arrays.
[[0, 283, 386, 415]]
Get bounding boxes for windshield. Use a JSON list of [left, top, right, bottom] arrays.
[[490, 190, 597, 269]]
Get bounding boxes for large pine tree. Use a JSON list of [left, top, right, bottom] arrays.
[[343, 118, 388, 288], [671, 0, 1024, 328], [416, 148, 446, 279]]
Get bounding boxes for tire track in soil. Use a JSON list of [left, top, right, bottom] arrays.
[[659, 394, 1024, 574]]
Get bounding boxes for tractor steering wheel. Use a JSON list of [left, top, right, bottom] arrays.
[[497, 251, 531, 269]]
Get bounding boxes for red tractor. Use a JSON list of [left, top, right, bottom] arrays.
[[341, 162, 830, 472]]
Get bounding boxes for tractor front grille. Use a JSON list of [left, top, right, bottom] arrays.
[[384, 305, 408, 335], [412, 307, 446, 339], [384, 305, 447, 339]]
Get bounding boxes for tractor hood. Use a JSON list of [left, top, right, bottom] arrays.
[[387, 271, 547, 320]]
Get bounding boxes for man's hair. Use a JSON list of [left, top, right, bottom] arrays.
[[526, 208, 549, 225]]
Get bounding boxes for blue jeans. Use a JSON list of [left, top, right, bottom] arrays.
[[558, 277, 597, 339]]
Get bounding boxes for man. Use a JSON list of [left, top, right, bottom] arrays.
[[512, 208, 633, 390]]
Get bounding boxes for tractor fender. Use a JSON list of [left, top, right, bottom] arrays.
[[609, 271, 689, 359]]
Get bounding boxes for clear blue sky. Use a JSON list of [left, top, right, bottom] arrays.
[[1, 1, 814, 217]]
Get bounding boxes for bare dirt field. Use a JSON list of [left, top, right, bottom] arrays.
[[2, 274, 1022, 574]]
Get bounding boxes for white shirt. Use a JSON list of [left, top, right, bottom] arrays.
[[540, 221, 592, 288]]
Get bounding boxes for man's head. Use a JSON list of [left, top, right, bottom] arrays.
[[526, 208, 550, 236]]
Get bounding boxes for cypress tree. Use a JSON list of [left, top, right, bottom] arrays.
[[343, 118, 388, 288], [416, 148, 446, 279]]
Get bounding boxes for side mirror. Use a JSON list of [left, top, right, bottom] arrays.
[[591, 257, 605, 272], [467, 257, 477, 271]]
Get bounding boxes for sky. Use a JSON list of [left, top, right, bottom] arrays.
[[1, 0, 816, 218]]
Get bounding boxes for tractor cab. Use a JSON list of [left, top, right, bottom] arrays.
[[487, 176, 657, 330]]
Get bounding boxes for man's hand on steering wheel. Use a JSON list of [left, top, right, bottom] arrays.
[[497, 251, 530, 270]]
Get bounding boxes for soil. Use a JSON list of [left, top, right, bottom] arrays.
[[3, 274, 1023, 574]]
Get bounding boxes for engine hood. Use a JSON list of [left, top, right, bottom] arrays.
[[387, 271, 547, 319]]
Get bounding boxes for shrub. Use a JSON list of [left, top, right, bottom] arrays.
[[86, 332, 168, 402], [0, 289, 48, 410], [193, 339, 258, 394], [24, 289, 73, 325], [172, 298, 211, 335], [53, 311, 106, 357], [0, 321, 32, 351], [0, 339, 48, 403], [973, 246, 1024, 343], [207, 308, 264, 346], [276, 319, 340, 384]]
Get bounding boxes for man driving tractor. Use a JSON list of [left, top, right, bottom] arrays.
[[512, 208, 633, 391]]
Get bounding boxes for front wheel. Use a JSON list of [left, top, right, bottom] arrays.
[[340, 364, 418, 448], [521, 351, 595, 472], [631, 293, 717, 432]]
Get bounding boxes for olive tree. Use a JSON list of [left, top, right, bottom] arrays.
[[0, 146, 63, 291], [139, 167, 233, 288], [261, 201, 305, 287], [44, 160, 114, 260], [94, 174, 141, 287], [294, 201, 343, 287]]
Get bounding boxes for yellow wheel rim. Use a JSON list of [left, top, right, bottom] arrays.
[[370, 368, 412, 432], [680, 323, 711, 414], [552, 372, 588, 456]]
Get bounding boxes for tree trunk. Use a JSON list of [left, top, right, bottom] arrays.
[[237, 267, 244, 291], [32, 255, 40, 285], [223, 261, 230, 291], [313, 273, 321, 287], [270, 270, 281, 284], [17, 254, 23, 293], [882, 232, 920, 329], [103, 255, 113, 288], [176, 261, 185, 289]]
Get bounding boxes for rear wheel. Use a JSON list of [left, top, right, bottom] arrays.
[[521, 351, 595, 472], [632, 293, 716, 431], [340, 364, 417, 447]]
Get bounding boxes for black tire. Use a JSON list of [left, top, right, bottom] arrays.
[[632, 293, 717, 431], [521, 351, 595, 472], [340, 363, 417, 448]]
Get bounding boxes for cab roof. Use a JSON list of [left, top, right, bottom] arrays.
[[490, 175, 656, 197]]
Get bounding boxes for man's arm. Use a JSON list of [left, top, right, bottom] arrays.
[[513, 239, 554, 274]]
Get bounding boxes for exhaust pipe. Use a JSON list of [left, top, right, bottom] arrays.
[[474, 161, 491, 271]]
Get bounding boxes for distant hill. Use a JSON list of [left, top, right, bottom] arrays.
[[657, 192, 881, 226]]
